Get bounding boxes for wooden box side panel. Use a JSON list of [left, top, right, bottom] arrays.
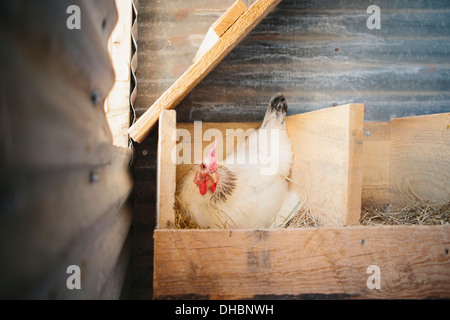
[[390, 113, 450, 206], [362, 112, 450, 208], [154, 226, 450, 299], [286, 103, 364, 227]]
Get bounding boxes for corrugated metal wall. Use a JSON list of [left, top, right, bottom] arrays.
[[136, 0, 450, 122], [130, 0, 450, 298]]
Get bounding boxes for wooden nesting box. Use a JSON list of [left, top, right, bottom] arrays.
[[154, 107, 450, 299]]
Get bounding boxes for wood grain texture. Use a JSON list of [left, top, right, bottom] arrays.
[[157, 110, 177, 229], [101, 233, 133, 299], [0, 0, 133, 299], [0, 147, 132, 298], [28, 205, 132, 299], [154, 226, 450, 299], [193, 0, 247, 63], [390, 113, 450, 206], [0, 1, 116, 169], [128, 0, 281, 142], [362, 122, 391, 207], [285, 104, 364, 227], [212, 0, 247, 36]]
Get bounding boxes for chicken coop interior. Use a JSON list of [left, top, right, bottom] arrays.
[[1, 0, 449, 300]]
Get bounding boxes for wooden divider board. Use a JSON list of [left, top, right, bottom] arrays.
[[362, 122, 391, 207], [390, 113, 450, 206], [286, 104, 365, 227], [154, 226, 450, 299], [361, 113, 449, 208]]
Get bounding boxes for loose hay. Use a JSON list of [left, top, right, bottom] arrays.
[[175, 196, 450, 229], [174, 195, 322, 229], [360, 198, 450, 226], [280, 202, 322, 229], [175, 182, 450, 229], [175, 195, 201, 229]]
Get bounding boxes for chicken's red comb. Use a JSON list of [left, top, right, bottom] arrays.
[[207, 140, 218, 171], [209, 140, 217, 157]]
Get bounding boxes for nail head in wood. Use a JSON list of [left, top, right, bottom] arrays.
[[89, 171, 99, 183], [91, 90, 101, 105]]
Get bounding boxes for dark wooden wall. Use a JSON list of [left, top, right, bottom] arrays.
[[0, 0, 132, 299], [129, 0, 450, 299]]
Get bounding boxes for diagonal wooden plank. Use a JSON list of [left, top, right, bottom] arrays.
[[128, 0, 281, 143], [193, 0, 247, 63], [212, 0, 247, 37]]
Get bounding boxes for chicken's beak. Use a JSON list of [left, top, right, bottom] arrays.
[[208, 171, 218, 183]]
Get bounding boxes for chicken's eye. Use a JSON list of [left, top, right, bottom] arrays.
[[201, 164, 206, 169]]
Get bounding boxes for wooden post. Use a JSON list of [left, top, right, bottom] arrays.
[[157, 110, 177, 229], [285, 104, 365, 227], [193, 0, 247, 63]]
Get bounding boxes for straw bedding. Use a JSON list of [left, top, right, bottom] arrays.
[[174, 194, 449, 229]]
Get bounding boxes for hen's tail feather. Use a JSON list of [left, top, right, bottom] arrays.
[[262, 93, 288, 127], [269, 93, 288, 114]]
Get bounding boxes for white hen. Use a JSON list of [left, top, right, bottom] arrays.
[[177, 94, 298, 229]]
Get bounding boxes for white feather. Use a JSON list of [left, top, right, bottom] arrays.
[[177, 102, 294, 229]]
